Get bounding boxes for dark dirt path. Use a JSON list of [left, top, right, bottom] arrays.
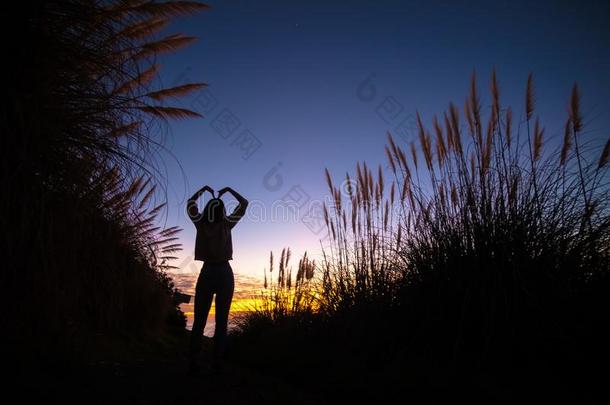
[[14, 335, 324, 405], [70, 359, 319, 404]]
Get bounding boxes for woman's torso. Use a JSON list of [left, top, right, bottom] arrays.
[[194, 220, 234, 262]]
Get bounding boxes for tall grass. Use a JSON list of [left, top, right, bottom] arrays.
[[2, 0, 208, 365], [255, 248, 317, 319], [375, 72, 609, 367], [319, 73, 609, 318], [234, 248, 316, 335], [235, 72, 610, 396]]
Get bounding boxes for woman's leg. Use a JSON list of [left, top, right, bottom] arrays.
[[189, 266, 215, 364], [212, 262, 234, 365]]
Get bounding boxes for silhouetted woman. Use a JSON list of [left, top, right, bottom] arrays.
[[187, 185, 248, 374]]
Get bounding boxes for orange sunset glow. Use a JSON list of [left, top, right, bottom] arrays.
[[171, 270, 265, 333]]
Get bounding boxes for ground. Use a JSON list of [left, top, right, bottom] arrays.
[[13, 333, 323, 404]]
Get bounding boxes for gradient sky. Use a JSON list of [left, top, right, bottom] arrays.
[[154, 0, 610, 291]]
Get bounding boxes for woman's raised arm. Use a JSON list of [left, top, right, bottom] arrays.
[[218, 187, 249, 227], [187, 185, 214, 221]]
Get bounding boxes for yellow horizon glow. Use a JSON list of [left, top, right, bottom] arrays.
[[181, 297, 261, 317]]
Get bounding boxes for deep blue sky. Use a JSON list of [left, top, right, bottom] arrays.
[[157, 0, 610, 278]]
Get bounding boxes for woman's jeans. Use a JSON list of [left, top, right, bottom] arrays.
[[189, 260, 234, 363]]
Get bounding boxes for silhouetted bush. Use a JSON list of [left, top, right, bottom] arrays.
[[234, 72, 610, 401], [1, 0, 207, 366]]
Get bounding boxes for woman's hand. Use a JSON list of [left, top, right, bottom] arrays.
[[189, 185, 214, 208], [217, 187, 232, 197], [200, 185, 215, 197]]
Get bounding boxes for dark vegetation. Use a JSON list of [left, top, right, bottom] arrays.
[[2, 0, 208, 373], [3, 0, 609, 402], [232, 73, 610, 402]]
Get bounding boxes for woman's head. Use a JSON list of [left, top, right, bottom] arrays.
[[202, 198, 226, 224]]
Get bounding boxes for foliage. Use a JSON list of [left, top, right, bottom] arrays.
[[1, 0, 208, 363], [234, 72, 610, 399]]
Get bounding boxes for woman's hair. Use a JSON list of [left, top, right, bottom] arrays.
[[201, 198, 227, 224]]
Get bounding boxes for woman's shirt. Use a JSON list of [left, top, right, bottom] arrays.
[[194, 220, 232, 262], [190, 202, 247, 263]]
